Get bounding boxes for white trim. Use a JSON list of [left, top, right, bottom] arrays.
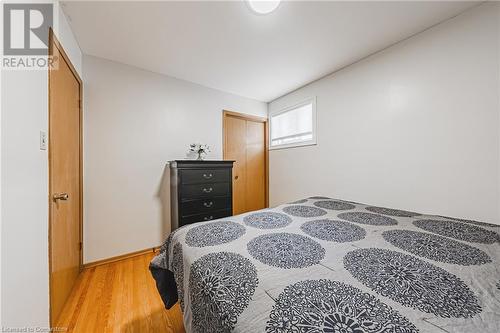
[[269, 97, 317, 150], [271, 131, 313, 142], [268, 141, 317, 151]]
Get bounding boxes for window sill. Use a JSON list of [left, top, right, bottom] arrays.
[[269, 141, 317, 150]]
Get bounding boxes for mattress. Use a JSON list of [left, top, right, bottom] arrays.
[[150, 196, 500, 333]]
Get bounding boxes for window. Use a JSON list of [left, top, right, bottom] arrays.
[[270, 98, 316, 149]]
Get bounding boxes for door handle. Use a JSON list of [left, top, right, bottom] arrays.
[[202, 187, 213, 193], [53, 193, 69, 201]]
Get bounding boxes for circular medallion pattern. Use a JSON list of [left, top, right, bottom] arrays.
[[244, 212, 292, 229], [442, 216, 500, 228], [282, 205, 327, 218], [152, 228, 181, 268], [289, 199, 308, 204], [338, 212, 398, 226], [382, 229, 491, 266], [247, 232, 325, 269], [171, 242, 185, 309], [158, 228, 180, 258], [313, 200, 356, 211], [301, 219, 366, 243], [414, 219, 500, 244], [185, 221, 245, 247], [266, 279, 418, 333], [344, 248, 482, 318], [365, 206, 420, 217], [189, 252, 258, 333]]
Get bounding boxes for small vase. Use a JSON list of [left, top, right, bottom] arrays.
[[197, 152, 203, 160]]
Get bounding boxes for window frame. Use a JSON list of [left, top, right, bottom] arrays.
[[269, 97, 317, 150]]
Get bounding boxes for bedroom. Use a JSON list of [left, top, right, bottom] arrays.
[[1, 0, 499, 332]]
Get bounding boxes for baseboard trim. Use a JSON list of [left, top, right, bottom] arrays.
[[83, 246, 161, 269]]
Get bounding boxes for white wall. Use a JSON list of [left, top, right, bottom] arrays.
[[54, 3, 82, 75], [498, 2, 500, 221], [83, 55, 266, 263], [1, 1, 82, 327], [269, 3, 500, 224]]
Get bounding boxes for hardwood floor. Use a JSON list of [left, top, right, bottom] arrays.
[[56, 253, 185, 333]]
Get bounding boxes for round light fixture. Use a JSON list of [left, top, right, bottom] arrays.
[[246, 0, 281, 15]]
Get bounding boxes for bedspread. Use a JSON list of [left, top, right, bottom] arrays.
[[150, 197, 500, 333]]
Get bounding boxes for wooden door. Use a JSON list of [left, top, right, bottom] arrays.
[[48, 31, 83, 325], [223, 111, 268, 215]]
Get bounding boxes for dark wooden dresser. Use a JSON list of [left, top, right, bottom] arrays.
[[169, 160, 234, 230]]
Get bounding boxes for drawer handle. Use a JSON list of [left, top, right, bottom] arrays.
[[203, 201, 214, 208], [203, 173, 213, 179], [202, 187, 213, 193], [203, 215, 214, 221]]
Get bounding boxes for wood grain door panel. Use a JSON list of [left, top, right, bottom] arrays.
[[245, 121, 266, 211], [49, 31, 82, 325], [223, 111, 267, 215], [225, 116, 247, 215]]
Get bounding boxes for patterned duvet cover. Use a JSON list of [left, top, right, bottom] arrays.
[[150, 197, 500, 333]]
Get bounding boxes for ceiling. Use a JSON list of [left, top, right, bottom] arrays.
[[61, 1, 479, 102]]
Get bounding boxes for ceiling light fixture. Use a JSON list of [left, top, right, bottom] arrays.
[[246, 0, 281, 15]]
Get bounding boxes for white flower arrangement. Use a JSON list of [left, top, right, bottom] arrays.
[[189, 143, 211, 160]]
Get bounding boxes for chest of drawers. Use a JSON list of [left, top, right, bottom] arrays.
[[169, 160, 234, 230]]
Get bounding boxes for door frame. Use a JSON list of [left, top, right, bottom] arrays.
[[222, 110, 269, 207], [48, 28, 83, 326]]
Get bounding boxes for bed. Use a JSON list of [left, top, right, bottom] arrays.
[[150, 196, 500, 333]]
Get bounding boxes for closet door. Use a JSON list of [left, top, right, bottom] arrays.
[[223, 111, 268, 215], [49, 31, 83, 325], [224, 115, 247, 214], [245, 121, 266, 212]]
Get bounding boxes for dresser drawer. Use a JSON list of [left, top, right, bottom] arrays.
[[181, 182, 230, 199], [181, 196, 231, 216], [180, 209, 232, 226], [169, 160, 234, 231], [180, 169, 231, 185]]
